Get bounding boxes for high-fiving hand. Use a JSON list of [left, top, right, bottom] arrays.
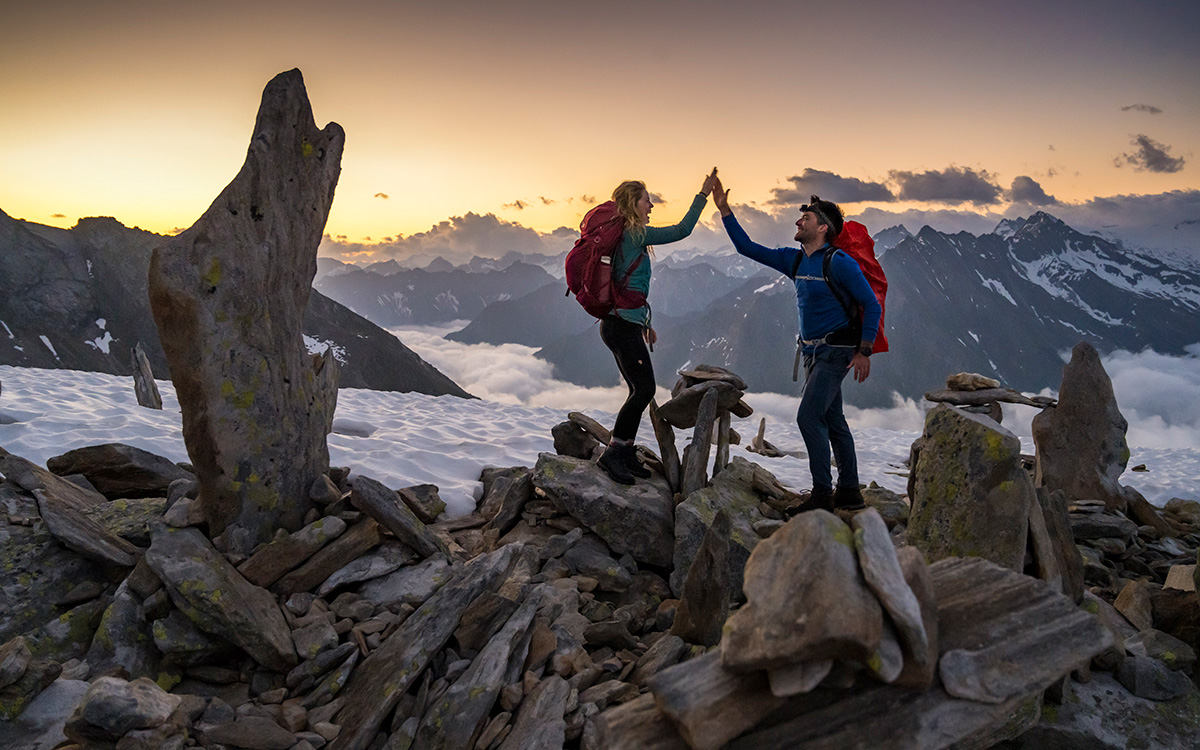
[[701, 167, 719, 196], [712, 175, 732, 216]]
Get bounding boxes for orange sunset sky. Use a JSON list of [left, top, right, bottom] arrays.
[[3, 0, 1198, 262]]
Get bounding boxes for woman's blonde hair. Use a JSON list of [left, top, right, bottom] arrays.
[[612, 180, 648, 245]]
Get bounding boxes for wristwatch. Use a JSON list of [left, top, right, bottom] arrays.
[[858, 342, 873, 357]]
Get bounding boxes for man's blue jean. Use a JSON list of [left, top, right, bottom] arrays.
[[797, 345, 858, 493]]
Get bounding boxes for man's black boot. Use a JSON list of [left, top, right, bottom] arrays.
[[783, 486, 834, 518], [834, 484, 866, 511], [598, 443, 635, 485], [624, 444, 652, 479]]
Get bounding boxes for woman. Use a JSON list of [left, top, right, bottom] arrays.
[[598, 168, 718, 484]]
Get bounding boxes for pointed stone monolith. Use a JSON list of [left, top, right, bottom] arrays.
[[148, 69, 345, 554]]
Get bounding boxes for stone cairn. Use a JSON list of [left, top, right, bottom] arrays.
[[2, 71, 1196, 749]]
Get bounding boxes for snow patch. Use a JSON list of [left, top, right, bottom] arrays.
[[38, 335, 58, 358], [303, 334, 348, 364]]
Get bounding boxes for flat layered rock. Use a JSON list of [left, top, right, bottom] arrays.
[[852, 509, 928, 667], [34, 488, 139, 567], [497, 674, 569, 750], [46, 443, 192, 499], [657, 380, 744, 430], [533, 453, 674, 567]]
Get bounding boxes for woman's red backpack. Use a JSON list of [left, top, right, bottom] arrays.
[[831, 221, 889, 352], [564, 201, 646, 319]]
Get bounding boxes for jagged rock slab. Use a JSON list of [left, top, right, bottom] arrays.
[[532, 453, 674, 567], [0, 449, 106, 512], [34, 488, 139, 568], [497, 674, 569, 750], [671, 456, 767, 597], [350, 475, 447, 559], [1037, 488, 1084, 603], [592, 692, 689, 749], [412, 587, 540, 748], [670, 508, 730, 647], [1032, 341, 1130, 512], [45, 443, 192, 499], [649, 400, 681, 493], [892, 546, 939, 690], [316, 540, 417, 597], [357, 554, 454, 609], [66, 676, 181, 738], [722, 510, 882, 670], [906, 404, 1034, 571], [648, 649, 786, 750], [273, 518, 382, 596], [852, 509, 928, 666], [679, 387, 719, 497], [330, 544, 522, 750], [131, 341, 164, 409], [237, 515, 348, 588], [145, 525, 296, 671], [147, 68, 344, 554]]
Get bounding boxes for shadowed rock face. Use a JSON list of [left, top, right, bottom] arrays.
[[1032, 341, 1131, 512], [148, 69, 345, 553]]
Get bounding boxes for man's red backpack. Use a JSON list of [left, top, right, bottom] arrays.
[[830, 221, 889, 353], [565, 201, 646, 319]]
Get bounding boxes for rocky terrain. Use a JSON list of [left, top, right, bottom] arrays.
[[3, 69, 1198, 750]]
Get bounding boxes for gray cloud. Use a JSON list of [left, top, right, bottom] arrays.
[[374, 192, 390, 199], [1116, 134, 1185, 173], [580, 194, 597, 204], [890, 166, 1003, 205], [649, 192, 667, 204], [769, 168, 895, 204], [539, 196, 556, 205], [1122, 104, 1163, 115], [503, 199, 530, 210], [1007, 176, 1058, 206], [50, 212, 66, 218], [319, 211, 556, 264]]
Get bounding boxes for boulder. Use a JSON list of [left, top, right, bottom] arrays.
[[64, 676, 181, 740], [532, 453, 674, 568], [46, 443, 192, 500], [1032, 342, 1131, 512], [147, 69, 344, 555], [722, 510, 882, 670], [145, 525, 296, 671], [906, 404, 1033, 571], [84, 579, 162, 681]]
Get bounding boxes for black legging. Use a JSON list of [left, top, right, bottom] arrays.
[[600, 315, 656, 442]]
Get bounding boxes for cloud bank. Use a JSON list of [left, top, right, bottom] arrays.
[[393, 324, 1200, 453], [1116, 134, 1186, 173]]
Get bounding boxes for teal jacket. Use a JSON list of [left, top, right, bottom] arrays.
[[611, 192, 708, 326]]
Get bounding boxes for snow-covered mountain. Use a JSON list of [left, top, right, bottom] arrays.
[[440, 212, 1200, 407], [0, 210, 470, 397]]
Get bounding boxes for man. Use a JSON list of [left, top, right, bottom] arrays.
[[712, 179, 881, 513]]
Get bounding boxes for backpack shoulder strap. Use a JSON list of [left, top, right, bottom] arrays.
[[822, 248, 855, 319]]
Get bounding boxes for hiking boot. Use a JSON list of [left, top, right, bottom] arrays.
[[834, 485, 866, 511], [598, 444, 635, 485], [625, 445, 652, 479], [783, 487, 834, 518]]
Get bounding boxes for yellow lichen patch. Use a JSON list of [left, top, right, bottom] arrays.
[[301, 141, 314, 158], [203, 258, 222, 288]]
